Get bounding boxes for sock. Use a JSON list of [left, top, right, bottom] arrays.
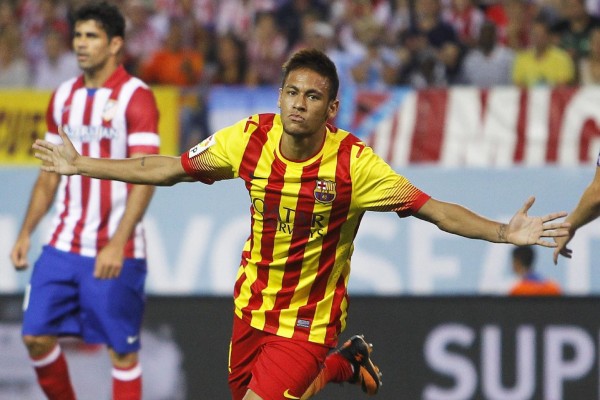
[[112, 362, 142, 400], [300, 353, 354, 399], [31, 344, 76, 400]]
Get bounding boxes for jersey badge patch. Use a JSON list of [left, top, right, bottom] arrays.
[[296, 319, 311, 329], [314, 179, 336, 204], [188, 135, 216, 158], [102, 100, 118, 122]]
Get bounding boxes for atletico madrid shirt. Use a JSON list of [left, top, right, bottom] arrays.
[[181, 113, 430, 346], [44, 66, 160, 258]]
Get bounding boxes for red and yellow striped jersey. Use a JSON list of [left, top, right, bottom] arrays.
[[181, 113, 430, 346]]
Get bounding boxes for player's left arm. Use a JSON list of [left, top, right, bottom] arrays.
[[95, 154, 155, 279], [414, 196, 570, 248], [95, 87, 159, 279], [96, 163, 154, 279]]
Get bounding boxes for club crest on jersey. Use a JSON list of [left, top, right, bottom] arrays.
[[188, 134, 215, 158], [102, 100, 118, 122], [314, 179, 336, 204]]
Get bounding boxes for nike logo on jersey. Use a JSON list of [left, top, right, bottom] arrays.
[[283, 389, 300, 399], [126, 335, 139, 344], [249, 173, 267, 180]]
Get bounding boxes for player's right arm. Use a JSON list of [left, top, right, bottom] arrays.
[[553, 165, 600, 264], [11, 170, 60, 270], [33, 127, 195, 186]]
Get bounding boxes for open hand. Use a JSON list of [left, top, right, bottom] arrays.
[[553, 235, 574, 264], [505, 196, 570, 247], [32, 126, 80, 175]]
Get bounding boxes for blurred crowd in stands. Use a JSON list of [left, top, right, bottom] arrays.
[[1, 0, 600, 147]]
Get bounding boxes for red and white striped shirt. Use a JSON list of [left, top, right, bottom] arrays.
[[45, 66, 160, 258]]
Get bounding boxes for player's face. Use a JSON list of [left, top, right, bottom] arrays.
[[278, 68, 339, 140], [73, 20, 122, 74]]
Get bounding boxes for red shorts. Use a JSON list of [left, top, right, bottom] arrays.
[[228, 316, 330, 400]]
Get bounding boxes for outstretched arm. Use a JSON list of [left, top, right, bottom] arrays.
[[33, 127, 194, 186], [553, 166, 600, 264], [415, 196, 570, 247]]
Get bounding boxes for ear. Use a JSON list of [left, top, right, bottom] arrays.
[[277, 87, 282, 109], [109, 36, 124, 56], [327, 98, 339, 121]]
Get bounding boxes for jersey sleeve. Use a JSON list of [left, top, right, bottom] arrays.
[[352, 145, 430, 216], [125, 87, 160, 155], [180, 117, 249, 184]]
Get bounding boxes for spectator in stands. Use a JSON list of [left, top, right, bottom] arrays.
[[32, 28, 79, 90], [210, 33, 248, 85], [335, 0, 388, 60], [170, 0, 214, 48], [349, 23, 400, 90], [276, 0, 330, 50], [386, 0, 412, 40], [19, 0, 70, 71], [139, 20, 204, 87], [444, 0, 486, 48], [509, 245, 562, 295], [578, 26, 600, 83], [123, 0, 164, 76], [512, 16, 575, 86], [288, 9, 323, 54], [0, 28, 29, 87], [461, 20, 515, 86], [0, 0, 20, 36], [534, 0, 563, 26], [154, 0, 217, 33], [291, 19, 357, 88], [245, 11, 288, 86], [396, 29, 448, 88], [215, 0, 274, 42], [551, 0, 600, 65], [409, 0, 464, 83], [485, 0, 537, 50]]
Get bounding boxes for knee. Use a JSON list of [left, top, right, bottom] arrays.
[[108, 349, 138, 369], [22, 335, 57, 357]]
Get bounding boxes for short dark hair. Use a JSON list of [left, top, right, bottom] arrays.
[[281, 48, 339, 101], [72, 1, 125, 40], [512, 246, 535, 270]]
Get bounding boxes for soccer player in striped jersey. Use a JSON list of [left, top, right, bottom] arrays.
[[11, 3, 159, 399], [33, 48, 571, 400]]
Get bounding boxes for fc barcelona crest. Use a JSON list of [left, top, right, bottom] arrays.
[[314, 179, 336, 204]]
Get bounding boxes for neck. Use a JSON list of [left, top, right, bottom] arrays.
[[280, 129, 325, 161], [84, 63, 118, 88]]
